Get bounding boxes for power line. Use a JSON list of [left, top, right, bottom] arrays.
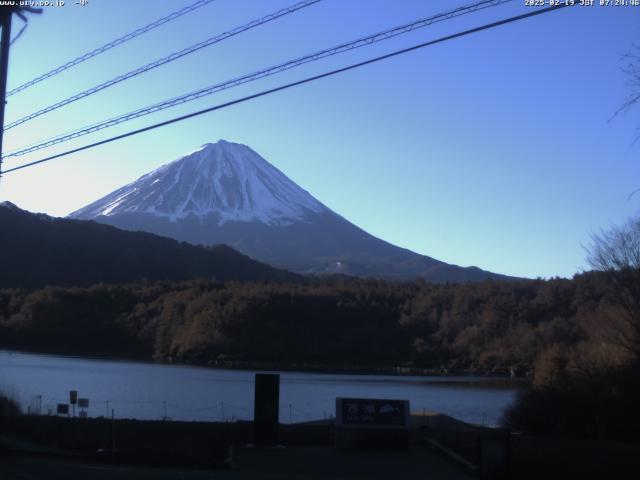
[[6, 0, 217, 97], [10, 20, 27, 46], [3, 0, 513, 159], [0, 6, 41, 186], [0, 7, 14, 183], [2, 2, 574, 176], [4, 0, 322, 131]]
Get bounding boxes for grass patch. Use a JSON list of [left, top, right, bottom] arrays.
[[0, 391, 21, 418]]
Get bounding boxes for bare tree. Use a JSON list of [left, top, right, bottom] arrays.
[[588, 217, 640, 359], [614, 44, 640, 120]]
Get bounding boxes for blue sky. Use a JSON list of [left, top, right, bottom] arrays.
[[0, 0, 638, 279]]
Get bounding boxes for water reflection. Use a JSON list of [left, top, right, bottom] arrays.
[[0, 350, 520, 426]]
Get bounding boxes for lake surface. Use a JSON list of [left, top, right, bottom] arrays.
[[0, 350, 521, 426]]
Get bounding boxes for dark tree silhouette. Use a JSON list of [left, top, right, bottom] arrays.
[[616, 44, 640, 120], [588, 217, 640, 359]]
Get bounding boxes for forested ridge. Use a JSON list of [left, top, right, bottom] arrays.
[[0, 272, 618, 372], [0, 203, 299, 288]]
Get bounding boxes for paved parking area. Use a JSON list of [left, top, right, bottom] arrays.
[[1, 445, 473, 479]]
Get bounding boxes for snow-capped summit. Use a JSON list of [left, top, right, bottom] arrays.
[[71, 140, 327, 226], [70, 140, 508, 282]]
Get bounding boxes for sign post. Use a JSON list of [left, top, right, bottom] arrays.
[[69, 390, 78, 418], [253, 373, 280, 446], [78, 398, 89, 418], [335, 397, 410, 449]]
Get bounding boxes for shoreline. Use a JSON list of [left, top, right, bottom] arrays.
[[0, 348, 530, 380]]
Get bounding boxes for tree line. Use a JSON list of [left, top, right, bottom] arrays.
[[0, 272, 622, 373]]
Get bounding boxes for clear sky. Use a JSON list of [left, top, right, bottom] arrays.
[[0, 0, 638, 279]]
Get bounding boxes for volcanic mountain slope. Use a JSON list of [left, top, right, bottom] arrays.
[[0, 201, 298, 289], [70, 140, 509, 282]]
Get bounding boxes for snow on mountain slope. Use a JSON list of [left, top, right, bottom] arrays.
[[71, 140, 327, 225], [70, 139, 510, 282]]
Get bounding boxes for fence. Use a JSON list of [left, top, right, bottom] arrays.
[[23, 393, 334, 424]]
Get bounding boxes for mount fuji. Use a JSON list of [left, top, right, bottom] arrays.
[[70, 140, 507, 282]]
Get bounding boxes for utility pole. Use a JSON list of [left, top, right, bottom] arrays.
[[0, 6, 40, 181], [0, 8, 13, 180]]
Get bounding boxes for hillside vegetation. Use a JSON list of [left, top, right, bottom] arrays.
[[0, 272, 619, 371], [0, 203, 298, 289]]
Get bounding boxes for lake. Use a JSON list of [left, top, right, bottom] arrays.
[[0, 350, 521, 426]]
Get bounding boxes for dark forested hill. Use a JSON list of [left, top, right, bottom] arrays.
[[0, 203, 624, 375], [0, 272, 618, 372], [0, 202, 299, 288]]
